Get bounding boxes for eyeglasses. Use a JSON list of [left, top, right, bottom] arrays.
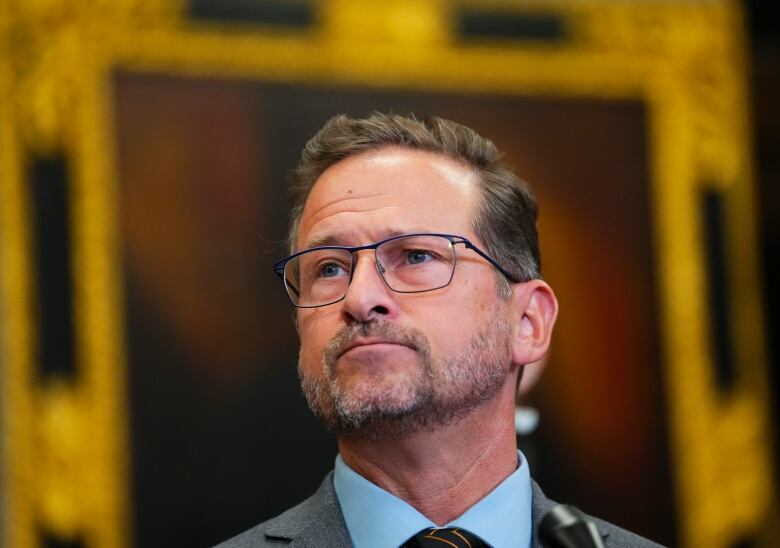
[[273, 233, 518, 308]]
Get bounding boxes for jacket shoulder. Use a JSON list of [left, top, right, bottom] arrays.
[[214, 472, 350, 548], [531, 480, 665, 548], [591, 516, 666, 548], [213, 497, 315, 548]]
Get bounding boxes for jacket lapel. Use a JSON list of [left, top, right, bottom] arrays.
[[264, 472, 353, 547]]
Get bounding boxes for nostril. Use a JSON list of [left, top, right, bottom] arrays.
[[372, 305, 389, 315]]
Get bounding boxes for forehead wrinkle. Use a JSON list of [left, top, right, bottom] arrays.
[[304, 226, 414, 249], [301, 205, 401, 248], [303, 191, 387, 226]]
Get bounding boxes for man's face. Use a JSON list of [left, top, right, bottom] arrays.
[[295, 147, 515, 439]]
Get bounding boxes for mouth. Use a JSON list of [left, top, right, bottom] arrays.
[[338, 338, 416, 359]]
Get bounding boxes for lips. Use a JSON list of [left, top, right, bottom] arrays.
[[338, 338, 415, 358]]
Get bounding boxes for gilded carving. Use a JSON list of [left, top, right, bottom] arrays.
[[0, 1, 773, 547]]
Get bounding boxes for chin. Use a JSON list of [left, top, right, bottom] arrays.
[[333, 375, 424, 415]]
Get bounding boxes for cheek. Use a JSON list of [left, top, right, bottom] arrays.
[[410, 302, 477, 355], [298, 338, 322, 376], [297, 314, 334, 374], [419, 287, 501, 350]]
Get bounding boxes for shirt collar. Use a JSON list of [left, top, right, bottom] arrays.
[[333, 451, 532, 548]]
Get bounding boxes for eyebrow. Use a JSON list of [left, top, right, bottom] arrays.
[[302, 229, 427, 250], [302, 234, 344, 249]]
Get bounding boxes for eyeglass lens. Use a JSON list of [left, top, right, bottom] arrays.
[[283, 235, 457, 307]]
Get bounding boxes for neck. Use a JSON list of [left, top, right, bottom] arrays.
[[337, 377, 519, 525]]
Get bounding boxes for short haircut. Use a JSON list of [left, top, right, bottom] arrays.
[[287, 112, 541, 295]]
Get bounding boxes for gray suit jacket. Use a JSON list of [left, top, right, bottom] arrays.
[[215, 472, 664, 547]]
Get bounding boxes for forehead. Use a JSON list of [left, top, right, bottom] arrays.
[[297, 147, 480, 248]]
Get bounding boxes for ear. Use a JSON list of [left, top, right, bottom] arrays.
[[510, 280, 558, 367]]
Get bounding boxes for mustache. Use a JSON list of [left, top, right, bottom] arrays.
[[322, 321, 430, 368]]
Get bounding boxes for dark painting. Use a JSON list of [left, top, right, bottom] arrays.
[[113, 73, 673, 546]]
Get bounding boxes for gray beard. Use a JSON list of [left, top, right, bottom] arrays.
[[298, 314, 512, 440]]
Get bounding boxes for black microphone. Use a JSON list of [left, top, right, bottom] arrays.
[[539, 504, 606, 548]]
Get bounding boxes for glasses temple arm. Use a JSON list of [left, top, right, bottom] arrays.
[[274, 264, 302, 298], [461, 241, 521, 283]]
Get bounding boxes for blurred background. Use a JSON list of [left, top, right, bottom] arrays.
[[0, 1, 777, 547]]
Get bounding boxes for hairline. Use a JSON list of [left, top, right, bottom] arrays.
[[288, 144, 488, 254]]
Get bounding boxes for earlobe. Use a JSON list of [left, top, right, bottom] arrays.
[[510, 280, 558, 366]]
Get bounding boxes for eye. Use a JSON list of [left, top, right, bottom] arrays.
[[319, 262, 347, 278], [406, 249, 432, 265]]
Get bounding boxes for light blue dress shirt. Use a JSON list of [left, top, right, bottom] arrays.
[[333, 451, 532, 548]]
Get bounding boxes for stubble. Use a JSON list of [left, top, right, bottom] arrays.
[[298, 311, 512, 440]]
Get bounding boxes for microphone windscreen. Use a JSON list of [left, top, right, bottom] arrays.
[[539, 504, 605, 548]]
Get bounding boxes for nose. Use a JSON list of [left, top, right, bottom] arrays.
[[340, 251, 399, 323]]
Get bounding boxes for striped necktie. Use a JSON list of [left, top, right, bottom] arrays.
[[401, 527, 489, 548]]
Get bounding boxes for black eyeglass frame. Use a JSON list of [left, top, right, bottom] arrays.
[[273, 232, 521, 308]]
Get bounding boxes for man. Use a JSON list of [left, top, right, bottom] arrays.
[[218, 113, 661, 547]]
